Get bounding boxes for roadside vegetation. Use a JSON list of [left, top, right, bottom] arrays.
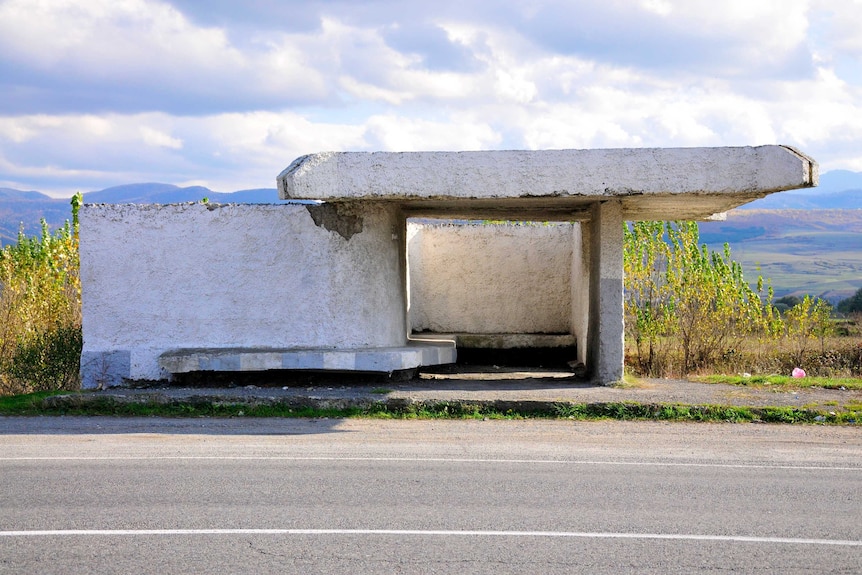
[[0, 210, 860, 404], [624, 221, 862, 380], [0, 194, 83, 396], [693, 374, 862, 390], [0, 391, 858, 424]]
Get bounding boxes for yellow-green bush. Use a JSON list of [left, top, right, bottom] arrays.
[[623, 221, 860, 378], [0, 193, 82, 395], [624, 221, 778, 376]]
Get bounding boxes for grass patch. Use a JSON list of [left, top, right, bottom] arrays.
[[0, 389, 70, 412], [370, 387, 393, 395], [550, 402, 860, 424], [0, 393, 368, 419], [0, 392, 858, 425], [694, 374, 862, 390]]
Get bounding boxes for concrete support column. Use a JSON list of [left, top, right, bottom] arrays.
[[570, 222, 590, 366], [587, 200, 624, 384]]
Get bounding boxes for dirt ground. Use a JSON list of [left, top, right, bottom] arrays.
[[107, 366, 862, 413]]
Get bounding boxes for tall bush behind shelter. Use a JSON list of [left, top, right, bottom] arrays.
[[624, 221, 779, 375], [0, 193, 83, 394], [623, 221, 673, 375], [783, 294, 834, 363]]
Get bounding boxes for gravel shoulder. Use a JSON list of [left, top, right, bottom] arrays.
[[84, 368, 862, 412]]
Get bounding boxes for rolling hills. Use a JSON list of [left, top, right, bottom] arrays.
[[699, 209, 862, 302], [0, 184, 278, 244]]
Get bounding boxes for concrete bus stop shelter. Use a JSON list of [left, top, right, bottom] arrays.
[[79, 146, 816, 388]]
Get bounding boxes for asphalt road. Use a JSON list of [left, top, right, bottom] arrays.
[[1, 417, 860, 574]]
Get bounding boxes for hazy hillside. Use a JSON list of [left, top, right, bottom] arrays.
[[0, 188, 76, 245], [0, 184, 278, 244], [84, 183, 278, 204], [726, 173, 862, 303], [741, 169, 862, 209], [699, 209, 862, 303]]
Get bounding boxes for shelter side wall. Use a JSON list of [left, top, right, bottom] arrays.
[[80, 203, 406, 386], [407, 221, 574, 335]]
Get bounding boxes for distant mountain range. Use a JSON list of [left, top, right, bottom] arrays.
[[702, 169, 862, 302], [739, 169, 862, 210], [0, 183, 278, 244]]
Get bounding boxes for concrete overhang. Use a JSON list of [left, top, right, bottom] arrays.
[[278, 145, 817, 221]]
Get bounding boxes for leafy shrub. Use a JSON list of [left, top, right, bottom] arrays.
[[623, 221, 862, 378], [624, 221, 778, 376], [0, 194, 82, 395], [783, 295, 834, 363], [5, 324, 82, 393], [836, 287, 862, 314]]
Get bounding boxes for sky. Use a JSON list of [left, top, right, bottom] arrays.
[[1, 0, 861, 198]]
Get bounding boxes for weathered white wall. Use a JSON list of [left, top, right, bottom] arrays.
[[80, 202, 406, 386], [407, 221, 574, 334]]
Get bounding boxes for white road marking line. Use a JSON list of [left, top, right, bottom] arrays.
[[0, 528, 858, 546], [0, 455, 859, 471]]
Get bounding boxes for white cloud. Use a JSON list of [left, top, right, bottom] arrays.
[[826, 0, 862, 56], [200, 110, 368, 169], [0, 0, 328, 114], [338, 77, 410, 106], [364, 115, 500, 151], [640, 0, 673, 16], [140, 126, 183, 149], [0, 0, 237, 72], [0, 109, 371, 193], [1, 0, 862, 195]]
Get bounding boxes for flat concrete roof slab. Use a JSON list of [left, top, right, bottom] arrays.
[[278, 146, 816, 221]]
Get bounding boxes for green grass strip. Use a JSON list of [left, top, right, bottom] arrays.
[[695, 375, 862, 390], [0, 392, 858, 425]]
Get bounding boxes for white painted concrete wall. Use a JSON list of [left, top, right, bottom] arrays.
[[81, 206, 596, 386], [80, 202, 406, 386], [407, 221, 575, 335]]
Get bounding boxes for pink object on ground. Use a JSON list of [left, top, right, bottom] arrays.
[[792, 367, 806, 378]]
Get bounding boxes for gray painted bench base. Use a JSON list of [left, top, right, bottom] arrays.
[[159, 342, 456, 375]]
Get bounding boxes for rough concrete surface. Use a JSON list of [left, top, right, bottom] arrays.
[[279, 146, 817, 221], [407, 221, 574, 334], [59, 369, 862, 415], [79, 202, 407, 386]]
